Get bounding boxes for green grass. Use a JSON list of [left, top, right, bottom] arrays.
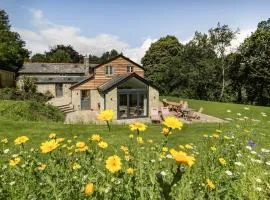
[[0, 98, 270, 149], [0, 100, 64, 122]]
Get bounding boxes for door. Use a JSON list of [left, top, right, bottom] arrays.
[[81, 90, 90, 110], [55, 83, 63, 97]]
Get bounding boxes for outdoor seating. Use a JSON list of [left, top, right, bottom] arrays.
[[150, 107, 160, 123], [161, 107, 171, 119]]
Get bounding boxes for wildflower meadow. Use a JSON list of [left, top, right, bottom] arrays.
[[0, 110, 270, 199]]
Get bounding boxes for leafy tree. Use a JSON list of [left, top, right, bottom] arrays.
[[99, 49, 120, 63], [31, 53, 46, 62], [141, 35, 183, 94], [238, 26, 270, 105], [46, 49, 72, 63], [0, 10, 30, 70], [45, 45, 83, 63], [209, 23, 237, 101], [257, 18, 270, 30]]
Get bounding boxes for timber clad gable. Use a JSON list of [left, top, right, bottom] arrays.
[[71, 55, 144, 90]]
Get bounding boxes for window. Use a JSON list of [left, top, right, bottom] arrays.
[[105, 66, 113, 75], [127, 66, 133, 73]]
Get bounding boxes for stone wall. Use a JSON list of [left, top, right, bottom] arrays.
[[90, 89, 101, 110], [149, 86, 160, 112], [105, 88, 117, 120], [71, 89, 81, 110], [36, 84, 56, 96], [0, 69, 15, 88]]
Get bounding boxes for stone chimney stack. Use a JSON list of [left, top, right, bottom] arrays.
[[84, 55, 90, 76]]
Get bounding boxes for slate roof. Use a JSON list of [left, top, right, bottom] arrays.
[[98, 74, 131, 93], [17, 75, 88, 84], [18, 63, 98, 74]]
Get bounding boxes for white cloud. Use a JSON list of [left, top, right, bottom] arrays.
[[13, 9, 156, 63], [228, 28, 255, 51]]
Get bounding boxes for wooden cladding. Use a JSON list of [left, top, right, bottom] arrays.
[[95, 57, 144, 78], [74, 57, 145, 90]]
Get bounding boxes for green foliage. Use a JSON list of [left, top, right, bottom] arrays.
[[89, 49, 120, 64], [22, 76, 37, 93], [0, 100, 64, 122], [0, 88, 53, 102], [142, 35, 183, 94], [31, 53, 46, 62], [0, 117, 269, 199], [0, 10, 30, 70]]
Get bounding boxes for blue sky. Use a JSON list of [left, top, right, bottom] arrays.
[[1, 0, 270, 62]]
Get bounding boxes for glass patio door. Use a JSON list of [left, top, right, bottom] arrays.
[[117, 90, 148, 119]]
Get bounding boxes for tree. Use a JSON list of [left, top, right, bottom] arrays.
[[238, 26, 270, 105], [45, 45, 83, 63], [0, 10, 30, 70], [99, 49, 120, 63], [46, 49, 72, 63], [31, 53, 46, 62], [257, 18, 270, 30], [141, 35, 183, 94], [208, 23, 237, 101]]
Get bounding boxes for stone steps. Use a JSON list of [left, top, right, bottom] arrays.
[[57, 104, 75, 114]]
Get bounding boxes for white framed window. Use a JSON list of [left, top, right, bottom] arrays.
[[105, 66, 113, 75], [127, 66, 133, 73]]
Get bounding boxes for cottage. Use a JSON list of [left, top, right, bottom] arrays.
[[17, 55, 159, 120], [0, 66, 16, 88]]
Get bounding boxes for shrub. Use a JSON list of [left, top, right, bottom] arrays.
[[0, 100, 64, 122]]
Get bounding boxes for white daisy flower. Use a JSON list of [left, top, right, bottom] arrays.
[[255, 178, 262, 183], [225, 170, 233, 176], [237, 113, 242, 116], [255, 187, 262, 192], [246, 146, 252, 150], [261, 148, 270, 153], [265, 161, 270, 166], [244, 107, 250, 110], [226, 109, 231, 113], [235, 162, 244, 166], [3, 149, 9, 154], [250, 151, 257, 155]]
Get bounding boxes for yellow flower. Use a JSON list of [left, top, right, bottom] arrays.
[[56, 138, 65, 143], [215, 129, 222, 133], [91, 134, 102, 142], [129, 122, 147, 132], [120, 146, 129, 152], [127, 167, 135, 174], [84, 183, 94, 196], [213, 134, 219, 138], [206, 179, 215, 190], [1, 138, 8, 144], [179, 145, 185, 149], [136, 137, 143, 144], [162, 116, 183, 130], [162, 147, 168, 152], [106, 155, 122, 173], [49, 133, 56, 139], [72, 162, 81, 170], [162, 127, 171, 136], [210, 146, 217, 151], [98, 109, 114, 121], [98, 141, 108, 149], [40, 140, 59, 153], [9, 157, 21, 166], [125, 155, 133, 161], [38, 163, 47, 171], [75, 142, 88, 152], [203, 134, 208, 138], [170, 149, 195, 167], [129, 134, 134, 138], [147, 139, 153, 143], [14, 136, 29, 145], [185, 144, 193, 149], [219, 158, 226, 165]]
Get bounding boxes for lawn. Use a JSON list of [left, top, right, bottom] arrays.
[[0, 99, 270, 199]]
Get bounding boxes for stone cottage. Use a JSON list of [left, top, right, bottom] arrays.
[[17, 55, 159, 120]]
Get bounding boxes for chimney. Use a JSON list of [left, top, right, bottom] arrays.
[[84, 55, 89, 67], [83, 55, 90, 76]]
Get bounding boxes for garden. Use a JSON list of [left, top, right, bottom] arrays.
[[0, 99, 270, 199]]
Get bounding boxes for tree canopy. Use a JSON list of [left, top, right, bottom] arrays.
[[0, 10, 30, 70]]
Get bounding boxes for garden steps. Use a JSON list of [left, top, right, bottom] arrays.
[[57, 104, 75, 114]]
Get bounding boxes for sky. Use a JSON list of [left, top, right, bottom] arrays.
[[1, 0, 270, 63]]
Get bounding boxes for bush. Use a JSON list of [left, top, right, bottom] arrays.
[[0, 100, 64, 122], [0, 88, 53, 103]]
